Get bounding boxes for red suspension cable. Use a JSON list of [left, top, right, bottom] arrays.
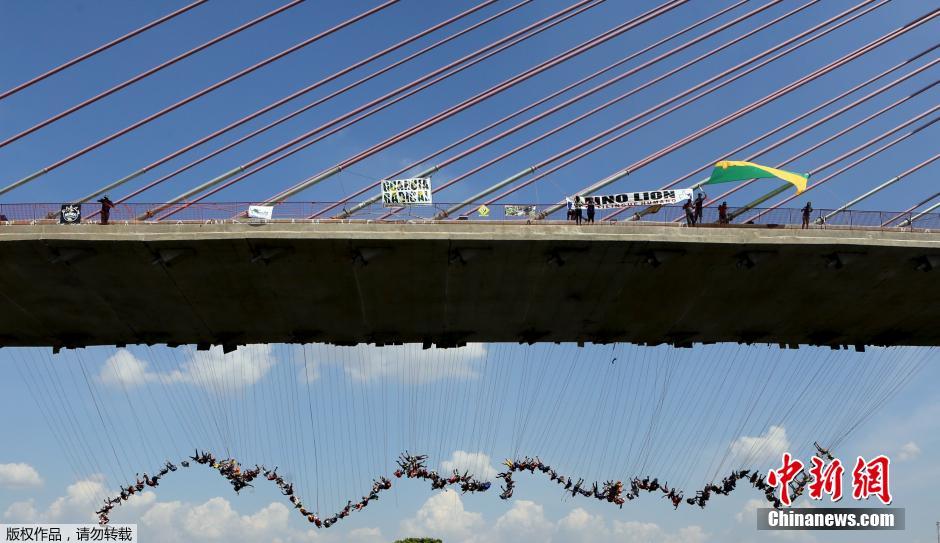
[[0, 0, 401, 197], [0, 0, 209, 101]]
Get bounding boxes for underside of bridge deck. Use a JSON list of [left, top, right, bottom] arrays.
[[1, 222, 938, 350]]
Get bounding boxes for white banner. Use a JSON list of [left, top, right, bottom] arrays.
[[381, 177, 432, 207], [248, 205, 274, 220], [578, 189, 693, 209], [505, 204, 537, 217]]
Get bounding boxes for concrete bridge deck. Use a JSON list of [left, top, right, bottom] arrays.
[[1, 222, 938, 349]]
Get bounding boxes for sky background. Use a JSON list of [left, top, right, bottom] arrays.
[[0, 343, 938, 543], [0, 0, 937, 217], [1, 1, 939, 542]]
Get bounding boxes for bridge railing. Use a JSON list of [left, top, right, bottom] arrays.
[[0, 202, 938, 231]]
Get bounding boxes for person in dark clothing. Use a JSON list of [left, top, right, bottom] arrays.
[[98, 196, 115, 225], [574, 197, 583, 225], [801, 202, 813, 229], [586, 199, 595, 223], [694, 192, 705, 224], [683, 198, 694, 226], [718, 201, 729, 224]]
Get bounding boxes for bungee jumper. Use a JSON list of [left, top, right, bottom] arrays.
[[814, 441, 835, 461], [98, 446, 832, 527]]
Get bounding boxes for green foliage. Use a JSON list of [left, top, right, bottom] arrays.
[[394, 539, 443, 543]]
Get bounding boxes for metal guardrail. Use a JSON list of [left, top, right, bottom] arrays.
[[0, 202, 938, 230]]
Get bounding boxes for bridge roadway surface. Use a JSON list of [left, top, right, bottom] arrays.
[[0, 221, 938, 350]]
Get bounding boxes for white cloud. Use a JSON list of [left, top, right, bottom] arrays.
[[347, 527, 385, 543], [399, 490, 709, 543], [3, 500, 38, 521], [98, 345, 277, 390], [400, 489, 483, 541], [4, 475, 153, 523], [179, 345, 278, 390], [730, 425, 790, 465], [179, 497, 289, 540], [323, 343, 486, 384], [558, 507, 600, 532], [441, 451, 498, 481], [737, 498, 765, 523], [493, 500, 551, 540], [611, 521, 708, 543], [0, 463, 43, 488], [98, 350, 153, 387], [897, 441, 921, 462], [135, 497, 325, 543]]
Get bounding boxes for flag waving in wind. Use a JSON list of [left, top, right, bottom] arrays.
[[705, 161, 809, 194]]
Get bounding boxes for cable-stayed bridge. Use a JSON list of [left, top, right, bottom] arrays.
[[2, 1, 939, 350]]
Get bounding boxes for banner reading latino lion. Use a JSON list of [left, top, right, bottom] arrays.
[[581, 188, 693, 209], [381, 177, 432, 207]]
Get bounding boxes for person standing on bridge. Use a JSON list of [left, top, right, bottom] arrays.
[[801, 201, 813, 229], [694, 192, 706, 224], [683, 197, 694, 226], [586, 198, 595, 223], [574, 196, 583, 225], [98, 196, 115, 225], [718, 201, 729, 224]]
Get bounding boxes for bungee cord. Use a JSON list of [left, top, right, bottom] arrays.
[[8, 342, 930, 528], [95, 448, 828, 527], [0, 0, 209, 101], [0, 0, 307, 149], [0, 0, 401, 197], [95, 451, 488, 528], [77, 0, 519, 208]]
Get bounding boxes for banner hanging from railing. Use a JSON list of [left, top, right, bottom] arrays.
[[248, 205, 274, 220], [59, 204, 81, 224], [579, 189, 694, 209], [505, 205, 537, 217], [381, 177, 432, 207]]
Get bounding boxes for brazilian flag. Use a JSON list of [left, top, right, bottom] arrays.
[[705, 161, 809, 194]]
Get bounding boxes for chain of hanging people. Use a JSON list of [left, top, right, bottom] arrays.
[[95, 444, 835, 527]]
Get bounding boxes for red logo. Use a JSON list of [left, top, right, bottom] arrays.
[[768, 452, 891, 506]]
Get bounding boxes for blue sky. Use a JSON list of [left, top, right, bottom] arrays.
[[2, 1, 940, 542], [1, 343, 938, 543], [0, 0, 937, 214]]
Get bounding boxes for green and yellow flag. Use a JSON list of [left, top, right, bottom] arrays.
[[705, 161, 809, 194]]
